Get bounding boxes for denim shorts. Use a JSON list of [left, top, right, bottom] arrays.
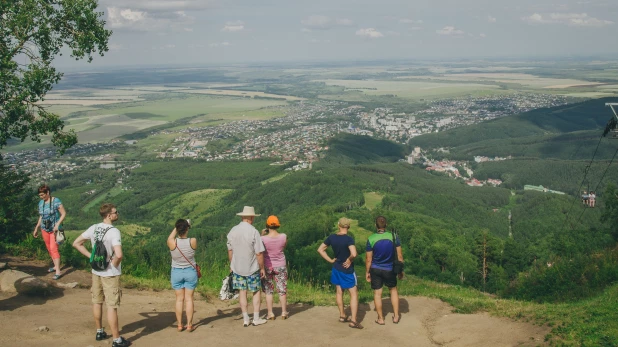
[[171, 267, 198, 290]]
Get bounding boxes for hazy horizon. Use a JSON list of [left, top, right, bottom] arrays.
[[52, 0, 618, 70]]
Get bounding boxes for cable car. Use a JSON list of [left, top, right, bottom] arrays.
[[604, 103, 618, 139]]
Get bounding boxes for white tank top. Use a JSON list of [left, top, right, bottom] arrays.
[[171, 238, 195, 268]]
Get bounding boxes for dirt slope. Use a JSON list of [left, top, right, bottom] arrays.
[[0, 257, 549, 347]]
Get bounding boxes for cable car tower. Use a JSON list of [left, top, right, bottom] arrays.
[[604, 103, 618, 139]]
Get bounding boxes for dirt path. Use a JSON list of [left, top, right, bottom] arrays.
[[0, 257, 549, 347]]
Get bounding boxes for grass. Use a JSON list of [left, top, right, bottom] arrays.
[[363, 192, 384, 210], [82, 186, 124, 212], [261, 172, 290, 185], [144, 189, 234, 226]]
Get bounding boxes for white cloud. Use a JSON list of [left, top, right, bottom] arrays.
[[488, 15, 497, 23], [209, 42, 231, 47], [436, 26, 465, 36], [301, 15, 353, 30], [102, 0, 211, 12], [522, 12, 613, 26], [400, 18, 423, 24], [480, 33, 487, 38], [356, 28, 384, 38], [106, 6, 194, 31], [222, 21, 244, 32], [301, 28, 312, 33]]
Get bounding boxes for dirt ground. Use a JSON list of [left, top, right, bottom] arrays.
[[0, 257, 549, 347]]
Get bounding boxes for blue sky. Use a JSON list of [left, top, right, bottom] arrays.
[[59, 0, 618, 68]]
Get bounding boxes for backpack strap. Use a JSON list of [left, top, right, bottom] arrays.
[[98, 226, 115, 260]]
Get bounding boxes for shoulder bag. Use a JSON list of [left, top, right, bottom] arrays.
[[391, 229, 404, 275], [176, 239, 202, 279]]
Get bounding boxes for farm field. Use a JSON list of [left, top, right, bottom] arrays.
[[316, 79, 504, 101], [179, 88, 305, 101]]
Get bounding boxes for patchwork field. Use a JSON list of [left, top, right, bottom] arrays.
[[317, 79, 502, 100]]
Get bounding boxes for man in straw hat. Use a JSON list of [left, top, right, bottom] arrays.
[[227, 206, 267, 327]]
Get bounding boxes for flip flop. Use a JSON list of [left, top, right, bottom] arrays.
[[375, 319, 385, 325], [48, 267, 55, 273], [338, 316, 349, 323], [52, 274, 62, 280], [349, 321, 364, 329], [392, 315, 401, 324]]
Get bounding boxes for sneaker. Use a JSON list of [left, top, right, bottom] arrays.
[[252, 317, 267, 326], [95, 331, 108, 341], [112, 337, 131, 347], [243, 319, 250, 327]]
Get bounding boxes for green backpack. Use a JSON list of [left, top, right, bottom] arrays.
[[90, 227, 113, 271]]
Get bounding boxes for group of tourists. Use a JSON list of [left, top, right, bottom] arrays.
[[581, 190, 596, 207], [35, 185, 404, 346]]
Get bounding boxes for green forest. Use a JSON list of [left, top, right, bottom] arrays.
[[2, 99, 618, 345]]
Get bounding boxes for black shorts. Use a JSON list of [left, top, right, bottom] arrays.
[[370, 268, 397, 290]]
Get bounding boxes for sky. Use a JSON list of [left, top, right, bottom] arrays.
[[57, 0, 618, 68]]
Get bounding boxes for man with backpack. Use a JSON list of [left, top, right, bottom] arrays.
[[73, 203, 131, 347], [365, 216, 404, 325]]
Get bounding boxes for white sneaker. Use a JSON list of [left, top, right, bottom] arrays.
[[243, 320, 250, 327], [252, 318, 267, 326]]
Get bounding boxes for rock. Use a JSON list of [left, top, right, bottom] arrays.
[[35, 326, 49, 332], [56, 282, 79, 289], [0, 262, 7, 270], [0, 270, 49, 294]]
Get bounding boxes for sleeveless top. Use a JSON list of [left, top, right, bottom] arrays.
[[171, 238, 196, 268], [261, 234, 287, 268]]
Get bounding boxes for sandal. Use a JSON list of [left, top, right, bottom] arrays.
[[48, 267, 55, 273], [267, 314, 276, 320], [281, 312, 289, 320], [392, 314, 401, 324], [338, 316, 349, 323], [349, 321, 364, 329], [177, 325, 185, 332], [185, 325, 195, 332], [52, 274, 62, 280], [375, 319, 385, 325]]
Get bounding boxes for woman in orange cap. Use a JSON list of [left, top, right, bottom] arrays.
[[261, 215, 289, 320]]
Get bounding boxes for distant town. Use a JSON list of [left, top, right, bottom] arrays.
[[5, 92, 572, 186]]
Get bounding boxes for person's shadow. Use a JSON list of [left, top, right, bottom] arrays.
[[120, 311, 177, 342], [378, 296, 410, 320]]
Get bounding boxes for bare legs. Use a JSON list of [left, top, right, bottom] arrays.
[[252, 289, 261, 316], [93, 304, 120, 339], [52, 257, 61, 276], [335, 285, 359, 324], [174, 288, 195, 328], [374, 286, 400, 324]]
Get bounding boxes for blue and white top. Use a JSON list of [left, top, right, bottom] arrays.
[[38, 197, 63, 232]]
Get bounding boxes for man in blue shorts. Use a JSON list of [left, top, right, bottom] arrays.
[[317, 217, 363, 329], [227, 206, 267, 327], [365, 216, 404, 325]]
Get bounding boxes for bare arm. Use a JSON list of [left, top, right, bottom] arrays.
[[257, 252, 265, 277], [166, 228, 178, 251], [317, 243, 335, 264], [190, 238, 197, 249], [396, 246, 403, 262], [228, 250, 233, 262], [33, 216, 42, 237], [342, 245, 357, 269], [72, 235, 91, 258], [365, 250, 373, 282], [54, 204, 67, 231], [111, 245, 123, 268]]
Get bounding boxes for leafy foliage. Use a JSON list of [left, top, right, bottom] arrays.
[[0, 0, 111, 152]]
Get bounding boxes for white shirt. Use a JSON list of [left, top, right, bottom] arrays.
[[226, 221, 265, 276], [81, 222, 122, 277]]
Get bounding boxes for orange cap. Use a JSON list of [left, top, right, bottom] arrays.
[[266, 215, 280, 228]]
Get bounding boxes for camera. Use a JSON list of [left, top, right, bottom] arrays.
[[43, 219, 54, 231]]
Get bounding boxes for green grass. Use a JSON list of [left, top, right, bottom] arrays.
[[82, 186, 124, 212], [144, 188, 233, 225], [363, 192, 384, 210], [348, 219, 373, 245], [261, 172, 290, 185]]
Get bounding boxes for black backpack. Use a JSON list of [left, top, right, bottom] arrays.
[[90, 227, 113, 271]]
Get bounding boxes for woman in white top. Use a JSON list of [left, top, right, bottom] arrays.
[[167, 219, 198, 332]]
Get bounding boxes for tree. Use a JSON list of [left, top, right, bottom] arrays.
[[0, 163, 37, 243], [1, 0, 111, 153]]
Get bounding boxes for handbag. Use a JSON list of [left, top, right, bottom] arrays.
[[219, 272, 238, 300], [176, 239, 201, 279], [55, 228, 66, 245], [391, 229, 404, 275]]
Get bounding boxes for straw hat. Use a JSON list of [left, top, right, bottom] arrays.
[[236, 206, 261, 217]]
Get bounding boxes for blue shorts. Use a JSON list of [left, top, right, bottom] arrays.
[[171, 267, 198, 290], [330, 268, 357, 289]]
